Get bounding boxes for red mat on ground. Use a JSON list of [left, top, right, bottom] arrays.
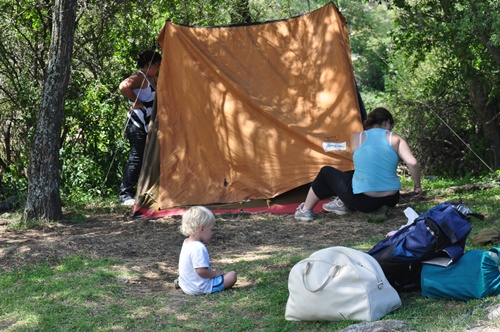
[[131, 183, 331, 219], [132, 199, 330, 219]]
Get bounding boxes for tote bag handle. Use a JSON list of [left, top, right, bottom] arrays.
[[302, 261, 341, 292]]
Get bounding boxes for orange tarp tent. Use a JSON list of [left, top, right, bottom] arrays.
[[134, 3, 363, 216]]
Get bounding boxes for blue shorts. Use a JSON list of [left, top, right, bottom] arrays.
[[211, 275, 225, 293]]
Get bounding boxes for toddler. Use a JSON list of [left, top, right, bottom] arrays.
[[177, 206, 237, 295]]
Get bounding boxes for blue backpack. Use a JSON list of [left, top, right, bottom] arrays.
[[367, 201, 476, 292]]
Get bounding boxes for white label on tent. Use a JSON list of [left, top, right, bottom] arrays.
[[323, 142, 346, 152]]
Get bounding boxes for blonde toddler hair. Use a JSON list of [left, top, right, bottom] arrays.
[[179, 206, 215, 236]]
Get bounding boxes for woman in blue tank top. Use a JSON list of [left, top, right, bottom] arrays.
[[118, 50, 162, 205], [295, 107, 422, 221]]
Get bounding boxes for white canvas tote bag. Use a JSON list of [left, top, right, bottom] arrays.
[[285, 246, 401, 321]]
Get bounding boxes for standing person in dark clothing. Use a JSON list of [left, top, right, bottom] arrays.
[[118, 50, 162, 205]]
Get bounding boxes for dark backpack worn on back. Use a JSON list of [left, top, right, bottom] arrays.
[[367, 201, 477, 292]]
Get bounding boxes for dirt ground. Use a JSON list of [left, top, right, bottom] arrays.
[[0, 192, 427, 293]]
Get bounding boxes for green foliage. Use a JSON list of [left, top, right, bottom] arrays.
[[1, 0, 498, 205], [385, 49, 493, 176], [384, 0, 500, 174], [0, 170, 28, 201], [6, 218, 44, 231], [340, 1, 394, 92]]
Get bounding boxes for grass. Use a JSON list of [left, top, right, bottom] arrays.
[[3, 252, 499, 331], [1, 175, 500, 331]]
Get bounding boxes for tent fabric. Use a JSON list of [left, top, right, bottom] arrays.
[[135, 3, 363, 214]]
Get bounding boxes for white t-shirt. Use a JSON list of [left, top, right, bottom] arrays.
[[178, 240, 213, 295]]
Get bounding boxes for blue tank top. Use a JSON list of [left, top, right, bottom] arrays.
[[352, 128, 400, 194]]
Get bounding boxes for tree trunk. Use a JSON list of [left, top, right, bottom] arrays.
[[23, 0, 77, 221]]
